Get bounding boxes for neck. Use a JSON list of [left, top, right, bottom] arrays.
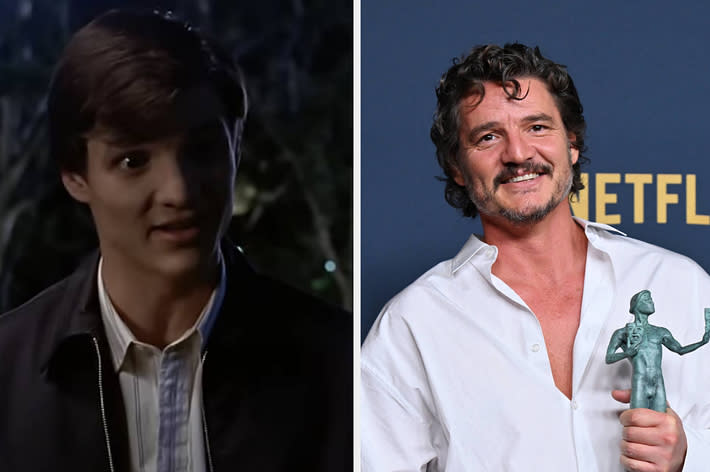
[[480, 203, 587, 283], [100, 252, 220, 348]]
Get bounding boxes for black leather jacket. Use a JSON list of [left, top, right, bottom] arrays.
[[0, 243, 352, 471]]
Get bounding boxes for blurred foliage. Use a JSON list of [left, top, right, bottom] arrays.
[[0, 0, 353, 312]]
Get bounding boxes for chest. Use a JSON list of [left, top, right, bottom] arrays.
[[507, 277, 584, 398], [511, 275, 583, 341], [402, 293, 615, 471], [0, 343, 130, 472]]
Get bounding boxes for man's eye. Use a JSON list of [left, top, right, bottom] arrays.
[[118, 152, 149, 170], [531, 124, 547, 132], [479, 134, 495, 143]]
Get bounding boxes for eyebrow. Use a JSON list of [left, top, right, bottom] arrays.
[[520, 113, 555, 125], [189, 120, 226, 136], [96, 119, 225, 149], [465, 113, 557, 143], [465, 121, 499, 144]]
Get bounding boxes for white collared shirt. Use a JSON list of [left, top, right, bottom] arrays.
[[98, 257, 226, 472], [362, 218, 710, 471]]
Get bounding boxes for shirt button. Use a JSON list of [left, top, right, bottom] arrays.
[[572, 400, 579, 410], [531, 343, 540, 352]]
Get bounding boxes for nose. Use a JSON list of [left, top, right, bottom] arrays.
[[502, 130, 534, 164], [155, 156, 197, 208]]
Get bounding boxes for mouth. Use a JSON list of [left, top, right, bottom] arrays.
[[505, 173, 540, 183], [496, 164, 551, 187], [152, 217, 201, 243], [155, 219, 198, 230]]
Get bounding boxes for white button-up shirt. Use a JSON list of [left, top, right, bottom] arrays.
[[98, 257, 225, 472], [362, 218, 710, 471]]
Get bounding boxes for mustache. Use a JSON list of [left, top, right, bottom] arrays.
[[494, 162, 553, 188]]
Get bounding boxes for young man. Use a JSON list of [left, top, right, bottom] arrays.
[[0, 9, 351, 472], [361, 43, 710, 471]]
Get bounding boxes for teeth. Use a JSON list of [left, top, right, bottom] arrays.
[[508, 173, 539, 183]]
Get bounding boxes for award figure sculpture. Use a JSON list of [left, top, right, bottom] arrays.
[[606, 290, 710, 412]]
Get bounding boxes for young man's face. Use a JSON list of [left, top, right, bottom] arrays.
[[62, 86, 236, 281]]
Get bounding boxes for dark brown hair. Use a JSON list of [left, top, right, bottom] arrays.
[[430, 43, 587, 218], [48, 9, 247, 172]]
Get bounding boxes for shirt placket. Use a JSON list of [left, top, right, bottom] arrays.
[[478, 237, 616, 471], [570, 235, 616, 472], [157, 346, 191, 472]]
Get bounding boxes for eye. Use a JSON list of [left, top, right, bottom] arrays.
[[530, 124, 547, 132], [472, 132, 500, 150], [118, 151, 150, 170], [475, 133, 499, 147]]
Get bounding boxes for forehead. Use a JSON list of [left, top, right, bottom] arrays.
[[458, 77, 562, 127], [90, 84, 229, 146]]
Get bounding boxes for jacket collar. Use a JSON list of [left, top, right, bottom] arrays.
[[41, 240, 255, 372], [202, 242, 257, 353], [39, 251, 104, 373]]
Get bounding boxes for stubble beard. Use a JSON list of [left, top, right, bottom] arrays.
[[465, 148, 575, 225]]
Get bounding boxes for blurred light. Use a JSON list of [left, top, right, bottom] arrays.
[[18, 0, 32, 19], [233, 181, 257, 216], [21, 45, 32, 61], [324, 260, 336, 272]]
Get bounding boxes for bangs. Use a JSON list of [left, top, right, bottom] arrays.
[[90, 84, 186, 146], [89, 79, 229, 147], [49, 9, 246, 171]]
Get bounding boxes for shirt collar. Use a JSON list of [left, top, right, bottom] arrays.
[[571, 216, 626, 238], [451, 234, 495, 274], [450, 217, 626, 275], [97, 250, 227, 372]]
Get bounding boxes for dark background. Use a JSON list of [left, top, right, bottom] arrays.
[[362, 1, 710, 338], [0, 0, 353, 312]]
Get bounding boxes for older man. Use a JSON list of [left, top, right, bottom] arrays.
[[362, 43, 710, 471]]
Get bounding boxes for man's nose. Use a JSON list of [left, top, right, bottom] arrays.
[[155, 157, 197, 208], [501, 130, 534, 164]]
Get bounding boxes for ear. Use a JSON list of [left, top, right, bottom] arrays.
[[568, 133, 579, 165], [61, 171, 91, 203], [450, 154, 467, 187], [451, 166, 466, 187]]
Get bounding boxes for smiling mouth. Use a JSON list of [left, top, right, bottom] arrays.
[[506, 173, 540, 183], [496, 164, 552, 187]]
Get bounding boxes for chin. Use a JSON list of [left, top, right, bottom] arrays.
[[495, 203, 550, 224], [151, 248, 214, 280]]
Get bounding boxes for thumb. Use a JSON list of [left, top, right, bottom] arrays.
[[612, 389, 631, 404]]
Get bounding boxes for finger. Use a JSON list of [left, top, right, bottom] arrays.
[[622, 426, 670, 447], [612, 389, 631, 404], [619, 408, 665, 427], [620, 454, 655, 472], [621, 439, 667, 466]]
